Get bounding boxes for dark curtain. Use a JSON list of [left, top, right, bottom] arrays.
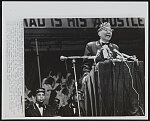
[[82, 61, 145, 116], [25, 52, 40, 94]]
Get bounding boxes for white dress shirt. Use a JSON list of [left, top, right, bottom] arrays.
[[36, 103, 44, 116]]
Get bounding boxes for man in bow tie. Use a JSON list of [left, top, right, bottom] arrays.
[[81, 22, 119, 77], [25, 88, 57, 117]]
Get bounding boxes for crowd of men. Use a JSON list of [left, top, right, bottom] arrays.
[[25, 71, 84, 117]]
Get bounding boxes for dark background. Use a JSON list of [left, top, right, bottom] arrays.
[[25, 27, 145, 92]]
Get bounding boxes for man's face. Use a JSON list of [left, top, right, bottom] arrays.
[[36, 92, 45, 103], [98, 27, 113, 41]]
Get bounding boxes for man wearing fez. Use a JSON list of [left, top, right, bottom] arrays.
[[81, 22, 143, 116], [25, 88, 57, 117], [79, 22, 119, 116], [82, 22, 119, 77]]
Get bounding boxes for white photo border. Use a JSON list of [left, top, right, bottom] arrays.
[[2, 1, 148, 120]]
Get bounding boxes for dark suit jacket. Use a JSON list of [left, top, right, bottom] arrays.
[[25, 103, 57, 117], [82, 40, 119, 75]]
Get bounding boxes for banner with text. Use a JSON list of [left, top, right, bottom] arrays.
[[24, 18, 145, 28]]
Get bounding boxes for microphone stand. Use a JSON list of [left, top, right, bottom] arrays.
[[72, 59, 81, 117], [60, 55, 96, 116], [35, 39, 42, 88]]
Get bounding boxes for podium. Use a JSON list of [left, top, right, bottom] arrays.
[[82, 60, 145, 116]]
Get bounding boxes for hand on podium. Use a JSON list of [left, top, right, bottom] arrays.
[[80, 73, 89, 94], [94, 49, 102, 63], [81, 72, 90, 85]]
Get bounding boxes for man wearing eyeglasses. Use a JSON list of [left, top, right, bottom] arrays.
[[80, 22, 143, 116], [81, 22, 119, 77]]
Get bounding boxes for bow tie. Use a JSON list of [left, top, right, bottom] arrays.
[[39, 104, 44, 108], [101, 42, 110, 46]]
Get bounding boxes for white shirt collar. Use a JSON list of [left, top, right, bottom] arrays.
[[36, 103, 44, 116]]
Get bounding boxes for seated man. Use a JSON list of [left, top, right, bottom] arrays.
[[25, 88, 57, 117]]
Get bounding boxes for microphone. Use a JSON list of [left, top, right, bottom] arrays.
[[113, 49, 137, 61], [113, 49, 122, 56], [113, 49, 126, 61], [60, 56, 96, 61], [60, 56, 68, 61], [122, 53, 136, 60], [101, 45, 111, 59]]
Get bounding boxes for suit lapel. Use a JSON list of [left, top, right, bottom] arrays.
[[95, 41, 102, 54], [34, 104, 42, 116], [43, 105, 47, 116]]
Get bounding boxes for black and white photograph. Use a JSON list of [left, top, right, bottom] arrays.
[[24, 18, 145, 117], [2, 2, 148, 120]]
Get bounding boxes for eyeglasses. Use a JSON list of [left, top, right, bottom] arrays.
[[102, 28, 114, 32], [98, 27, 114, 32]]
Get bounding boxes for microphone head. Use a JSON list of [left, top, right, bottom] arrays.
[[113, 49, 121, 55], [60, 56, 67, 61], [113, 49, 122, 56]]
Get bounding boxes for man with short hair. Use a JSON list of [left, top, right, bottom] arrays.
[[25, 88, 56, 117]]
